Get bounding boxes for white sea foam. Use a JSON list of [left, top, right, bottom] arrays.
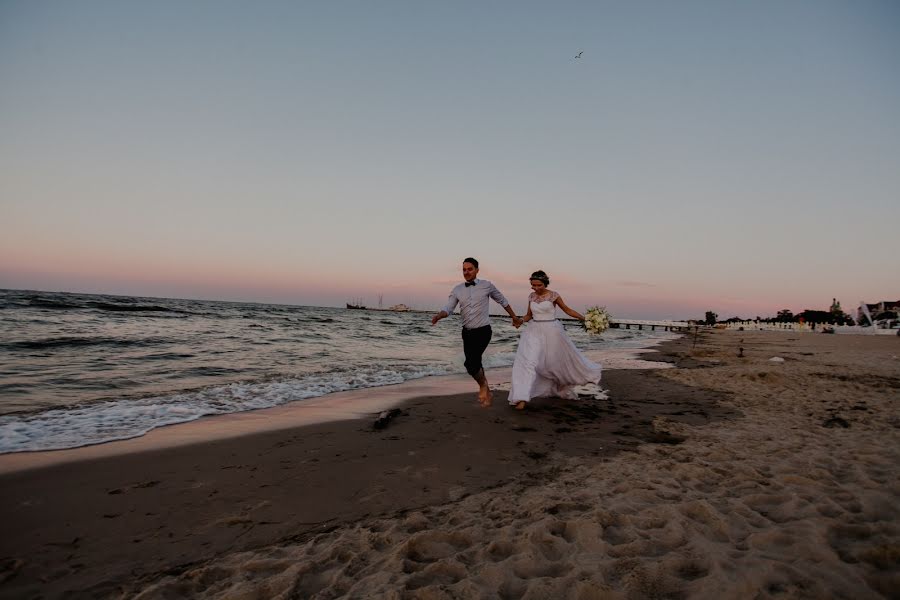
[[0, 364, 453, 453]]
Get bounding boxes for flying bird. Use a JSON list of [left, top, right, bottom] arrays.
[[575, 50, 583, 59]]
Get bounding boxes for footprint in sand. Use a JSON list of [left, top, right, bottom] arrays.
[[403, 530, 472, 563], [404, 561, 468, 590], [511, 559, 573, 579], [675, 559, 710, 581], [486, 540, 518, 561]]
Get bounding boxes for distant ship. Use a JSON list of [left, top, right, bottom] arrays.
[[388, 304, 411, 312], [346, 298, 366, 310]]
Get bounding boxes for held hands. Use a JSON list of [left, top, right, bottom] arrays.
[[512, 316, 524, 329]]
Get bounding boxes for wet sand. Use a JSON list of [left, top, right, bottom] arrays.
[[2, 331, 899, 598]]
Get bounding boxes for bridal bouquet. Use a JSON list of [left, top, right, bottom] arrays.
[[583, 306, 610, 335]]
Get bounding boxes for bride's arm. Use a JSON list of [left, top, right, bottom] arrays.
[[522, 296, 533, 322], [555, 295, 584, 321]]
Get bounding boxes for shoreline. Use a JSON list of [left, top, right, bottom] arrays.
[[0, 339, 676, 474]]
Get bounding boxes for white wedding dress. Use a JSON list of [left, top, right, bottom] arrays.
[[508, 291, 603, 404]]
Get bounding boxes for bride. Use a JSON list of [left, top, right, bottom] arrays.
[[508, 270, 603, 410]]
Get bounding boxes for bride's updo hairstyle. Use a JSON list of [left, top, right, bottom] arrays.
[[530, 270, 550, 286]]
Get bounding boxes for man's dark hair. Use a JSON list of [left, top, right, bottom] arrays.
[[463, 257, 479, 268]]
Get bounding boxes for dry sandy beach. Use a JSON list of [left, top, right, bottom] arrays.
[[1, 330, 898, 599]]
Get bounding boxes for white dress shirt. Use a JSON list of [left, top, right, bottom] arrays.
[[441, 278, 510, 329]]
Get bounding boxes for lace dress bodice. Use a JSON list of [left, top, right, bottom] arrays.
[[529, 291, 559, 321]]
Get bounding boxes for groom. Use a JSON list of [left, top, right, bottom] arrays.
[[431, 257, 523, 407]]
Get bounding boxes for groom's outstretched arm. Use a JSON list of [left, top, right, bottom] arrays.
[[432, 291, 459, 325]]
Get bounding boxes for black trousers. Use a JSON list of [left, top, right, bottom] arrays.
[[462, 325, 492, 378]]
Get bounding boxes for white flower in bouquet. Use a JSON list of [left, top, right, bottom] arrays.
[[583, 306, 610, 335]]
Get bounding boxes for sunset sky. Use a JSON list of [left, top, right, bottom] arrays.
[[2, 1, 898, 319]]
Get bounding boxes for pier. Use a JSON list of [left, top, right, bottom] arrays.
[[484, 314, 691, 331], [608, 318, 691, 332], [553, 317, 691, 332]]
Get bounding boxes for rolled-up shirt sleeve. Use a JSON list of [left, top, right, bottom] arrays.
[[487, 283, 510, 308], [441, 289, 460, 315]]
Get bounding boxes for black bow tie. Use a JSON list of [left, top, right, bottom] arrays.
[[465, 281, 477, 287]]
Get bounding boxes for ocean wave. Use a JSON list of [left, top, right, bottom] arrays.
[[25, 297, 86, 310], [0, 363, 457, 453], [15, 295, 189, 314], [398, 326, 429, 336], [86, 301, 185, 313], [288, 333, 332, 341], [140, 352, 195, 360], [1, 336, 164, 351], [182, 366, 246, 377], [484, 352, 516, 368]]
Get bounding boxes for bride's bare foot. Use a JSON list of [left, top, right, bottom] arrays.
[[514, 401, 526, 410]]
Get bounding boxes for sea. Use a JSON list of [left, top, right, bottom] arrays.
[[0, 289, 677, 454]]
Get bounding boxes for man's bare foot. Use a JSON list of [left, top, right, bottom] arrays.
[[478, 387, 492, 407], [514, 401, 526, 410], [478, 386, 494, 408]]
